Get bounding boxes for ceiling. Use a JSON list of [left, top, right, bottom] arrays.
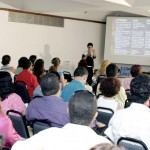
[[0, 0, 150, 22]]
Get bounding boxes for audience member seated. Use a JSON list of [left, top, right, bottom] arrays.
[[26, 73, 69, 127], [99, 60, 110, 76], [33, 59, 46, 83], [33, 71, 60, 97], [15, 57, 39, 98], [78, 54, 87, 68], [15, 57, 27, 75], [90, 143, 126, 150], [61, 66, 88, 102], [29, 55, 37, 71], [97, 78, 124, 112], [12, 90, 110, 150], [0, 72, 26, 116], [97, 64, 127, 104], [123, 64, 142, 90], [49, 57, 66, 88], [0, 104, 22, 148], [0, 55, 15, 81], [105, 74, 150, 149]]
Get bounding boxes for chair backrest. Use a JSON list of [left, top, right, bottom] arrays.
[[33, 120, 51, 135], [15, 81, 30, 103], [63, 71, 72, 82], [125, 99, 132, 108], [97, 107, 114, 127], [125, 89, 131, 99], [117, 137, 148, 150], [6, 110, 30, 138]]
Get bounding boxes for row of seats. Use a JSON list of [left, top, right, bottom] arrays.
[[6, 108, 148, 150]]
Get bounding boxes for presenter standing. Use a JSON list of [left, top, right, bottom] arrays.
[[85, 43, 96, 85]]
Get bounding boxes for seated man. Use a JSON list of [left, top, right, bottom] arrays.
[[61, 66, 88, 102], [12, 90, 110, 150], [15, 57, 38, 98], [97, 63, 127, 104], [105, 74, 150, 149], [26, 73, 69, 127], [0, 55, 15, 82]]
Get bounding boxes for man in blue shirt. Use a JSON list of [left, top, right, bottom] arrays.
[[61, 67, 88, 102]]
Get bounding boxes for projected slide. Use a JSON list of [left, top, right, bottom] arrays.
[[104, 17, 150, 65], [112, 18, 150, 56]]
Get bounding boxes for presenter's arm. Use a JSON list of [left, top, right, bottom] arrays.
[[93, 49, 96, 58]]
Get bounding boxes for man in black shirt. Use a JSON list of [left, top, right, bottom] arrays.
[[85, 43, 96, 85]]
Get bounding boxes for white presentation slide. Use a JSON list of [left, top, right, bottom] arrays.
[[104, 17, 150, 66]]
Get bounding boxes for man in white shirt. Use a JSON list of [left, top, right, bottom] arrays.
[[105, 74, 150, 149], [12, 90, 111, 150]]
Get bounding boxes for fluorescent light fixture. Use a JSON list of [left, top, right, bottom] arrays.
[[105, 0, 132, 7]]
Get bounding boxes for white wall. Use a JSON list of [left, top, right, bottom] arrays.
[[0, 10, 105, 73]]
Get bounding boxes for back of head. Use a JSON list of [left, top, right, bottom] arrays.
[[99, 60, 110, 75], [100, 77, 121, 97], [130, 64, 142, 77], [1, 55, 11, 65], [0, 72, 14, 101], [33, 59, 44, 74], [90, 143, 126, 150], [69, 90, 97, 126], [74, 66, 88, 77], [18, 57, 28, 68], [51, 57, 61, 67], [21, 57, 31, 69], [106, 63, 119, 77], [40, 73, 60, 96], [130, 74, 150, 104], [29, 55, 37, 65]]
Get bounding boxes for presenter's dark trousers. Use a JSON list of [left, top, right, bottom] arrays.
[[87, 67, 93, 85]]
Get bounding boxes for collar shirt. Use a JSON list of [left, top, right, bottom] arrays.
[[105, 103, 150, 149], [12, 123, 111, 150], [61, 80, 86, 102], [26, 95, 69, 127]]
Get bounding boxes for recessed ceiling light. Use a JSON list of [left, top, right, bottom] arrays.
[[105, 0, 132, 7]]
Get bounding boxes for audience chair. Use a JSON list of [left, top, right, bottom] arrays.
[[7, 110, 30, 139], [93, 75, 106, 94], [97, 107, 114, 128], [33, 120, 51, 135], [125, 99, 132, 108], [14, 75, 17, 82], [125, 89, 131, 99], [2, 148, 11, 150], [63, 71, 72, 82], [15, 81, 30, 103], [117, 137, 148, 150]]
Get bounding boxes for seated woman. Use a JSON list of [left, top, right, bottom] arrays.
[[123, 64, 142, 90], [97, 77, 124, 112], [33, 59, 46, 83], [49, 57, 66, 88], [0, 72, 26, 115], [0, 104, 22, 148]]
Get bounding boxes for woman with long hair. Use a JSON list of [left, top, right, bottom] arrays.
[[49, 57, 66, 88], [33, 59, 46, 83], [0, 72, 26, 115]]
